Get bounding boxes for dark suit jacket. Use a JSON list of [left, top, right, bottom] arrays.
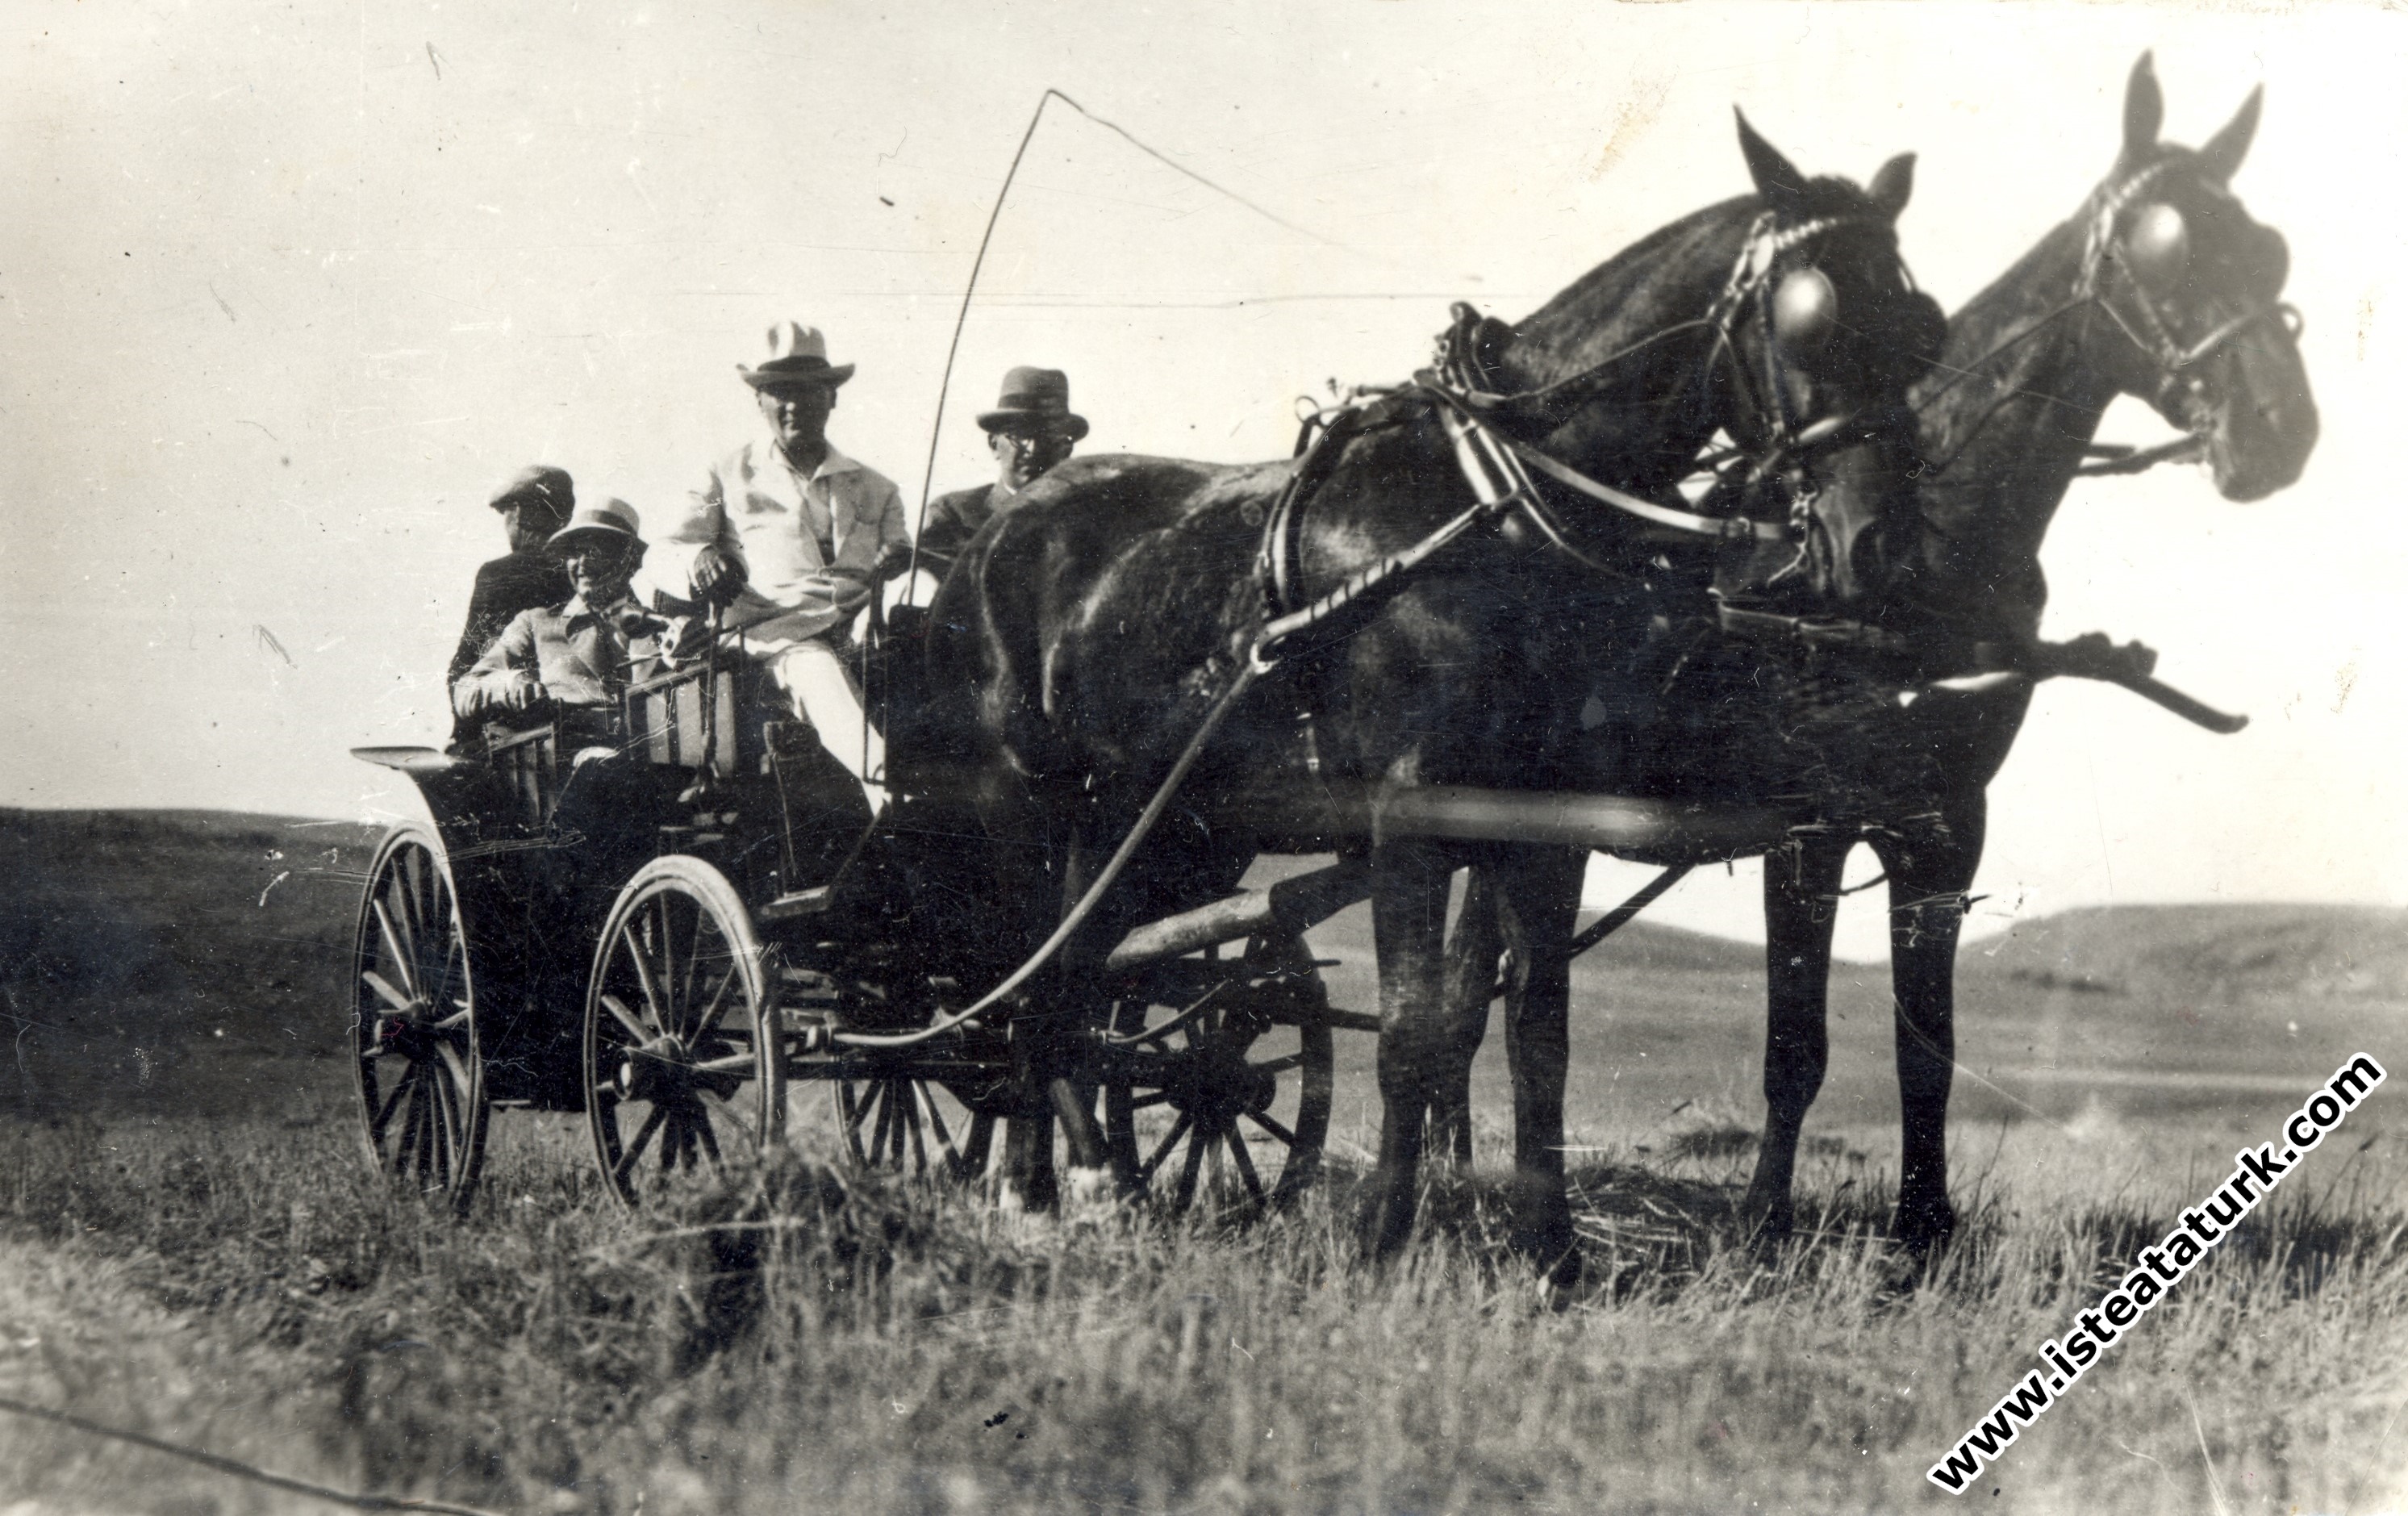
[[916, 484, 1004, 587], [446, 551, 572, 745]]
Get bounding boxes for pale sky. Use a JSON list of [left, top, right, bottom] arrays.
[[5, 1, 2402, 956]]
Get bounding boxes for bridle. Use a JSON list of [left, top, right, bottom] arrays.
[[1918, 157, 2300, 482], [1420, 211, 1918, 565]]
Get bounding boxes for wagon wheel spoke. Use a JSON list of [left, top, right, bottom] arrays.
[[361, 970, 414, 1016], [915, 1084, 964, 1176], [624, 918, 669, 1031], [435, 1042, 474, 1100], [612, 1104, 668, 1184], [687, 963, 738, 1042], [652, 896, 683, 1035], [373, 1066, 413, 1136], [1244, 1109, 1298, 1149], [1171, 1117, 1211, 1213], [691, 1102, 725, 1168], [954, 1110, 997, 1184], [372, 902, 415, 1001], [1224, 1124, 1266, 1204], [430, 1005, 472, 1035], [901, 1084, 929, 1177], [599, 993, 651, 1045], [1141, 1111, 1195, 1188]]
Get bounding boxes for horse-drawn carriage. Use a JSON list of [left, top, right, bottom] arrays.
[[348, 608, 1823, 1215], [343, 72, 2311, 1273]]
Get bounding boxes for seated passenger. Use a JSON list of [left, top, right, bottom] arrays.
[[445, 466, 575, 750], [915, 366, 1087, 590], [664, 323, 909, 814], [452, 499, 670, 746]]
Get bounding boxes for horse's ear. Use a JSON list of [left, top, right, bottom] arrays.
[[2122, 52, 2164, 163], [1735, 108, 1809, 210], [2197, 85, 2262, 183], [1866, 152, 1915, 221]]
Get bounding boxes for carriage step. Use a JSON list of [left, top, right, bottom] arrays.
[[761, 885, 833, 920]]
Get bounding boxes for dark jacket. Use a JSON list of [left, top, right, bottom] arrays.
[[446, 551, 572, 745], [916, 484, 1006, 587]]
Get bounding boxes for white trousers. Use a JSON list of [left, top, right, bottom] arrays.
[[766, 638, 886, 813]]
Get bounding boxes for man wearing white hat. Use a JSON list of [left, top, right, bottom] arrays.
[[914, 365, 1087, 588], [663, 323, 908, 811], [452, 498, 671, 744]]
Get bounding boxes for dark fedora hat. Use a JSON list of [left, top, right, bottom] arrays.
[[976, 366, 1088, 440], [738, 322, 856, 391]]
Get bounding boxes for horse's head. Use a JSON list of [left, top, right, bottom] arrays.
[[1704, 114, 1947, 608], [2082, 53, 2317, 502]]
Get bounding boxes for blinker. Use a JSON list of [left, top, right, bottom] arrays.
[[2124, 203, 2191, 290], [1772, 267, 1838, 349]]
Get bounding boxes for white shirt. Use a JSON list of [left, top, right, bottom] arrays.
[[661, 438, 908, 648]]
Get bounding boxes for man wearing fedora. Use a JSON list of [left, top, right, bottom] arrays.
[[663, 323, 908, 812], [452, 498, 671, 745], [445, 465, 576, 750], [914, 366, 1088, 587]]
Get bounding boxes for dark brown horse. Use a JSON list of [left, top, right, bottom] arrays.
[[915, 115, 1947, 1268], [1440, 56, 2318, 1261]]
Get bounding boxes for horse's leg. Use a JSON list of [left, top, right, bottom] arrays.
[[1492, 845, 1587, 1284], [1430, 866, 1502, 1168], [1741, 836, 1853, 1242], [1870, 796, 1986, 1260], [1362, 833, 1459, 1262]]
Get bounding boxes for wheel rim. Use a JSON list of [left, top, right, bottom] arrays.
[[351, 830, 486, 1209], [1104, 935, 1333, 1216], [585, 861, 782, 1208]]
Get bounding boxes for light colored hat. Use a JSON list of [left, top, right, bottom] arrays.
[[548, 498, 645, 551], [977, 365, 1088, 439], [489, 464, 573, 514], [738, 322, 856, 390]]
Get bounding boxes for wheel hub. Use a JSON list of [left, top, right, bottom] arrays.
[[617, 1034, 692, 1104]]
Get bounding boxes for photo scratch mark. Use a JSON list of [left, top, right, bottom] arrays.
[[1589, 77, 1671, 180], [253, 624, 295, 667], [208, 284, 237, 322], [426, 43, 443, 80], [258, 871, 291, 907], [2333, 655, 2358, 715]]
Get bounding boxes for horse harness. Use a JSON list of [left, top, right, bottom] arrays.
[[1253, 209, 1903, 669]]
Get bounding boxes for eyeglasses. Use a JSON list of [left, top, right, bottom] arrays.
[[997, 432, 1074, 455]]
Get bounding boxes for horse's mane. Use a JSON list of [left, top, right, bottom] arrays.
[[1506, 176, 1889, 390]]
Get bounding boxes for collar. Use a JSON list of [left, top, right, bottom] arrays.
[[766, 438, 861, 482], [561, 591, 645, 626]]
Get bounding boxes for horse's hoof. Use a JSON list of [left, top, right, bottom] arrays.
[[1890, 1200, 1958, 1267]]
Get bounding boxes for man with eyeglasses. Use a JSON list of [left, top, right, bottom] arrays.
[[913, 366, 1088, 588]]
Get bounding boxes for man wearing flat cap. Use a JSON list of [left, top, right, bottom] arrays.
[[452, 499, 671, 745], [915, 366, 1087, 588], [445, 465, 576, 749], [661, 323, 909, 812]]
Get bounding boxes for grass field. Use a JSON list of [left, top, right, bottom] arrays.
[[2, 808, 2405, 1514]]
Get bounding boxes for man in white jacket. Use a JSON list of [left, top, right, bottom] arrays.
[[664, 323, 909, 811]]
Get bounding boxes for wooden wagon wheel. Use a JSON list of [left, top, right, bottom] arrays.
[[1100, 932, 1334, 1215], [832, 1075, 999, 1184], [583, 856, 786, 1209], [350, 825, 487, 1212]]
